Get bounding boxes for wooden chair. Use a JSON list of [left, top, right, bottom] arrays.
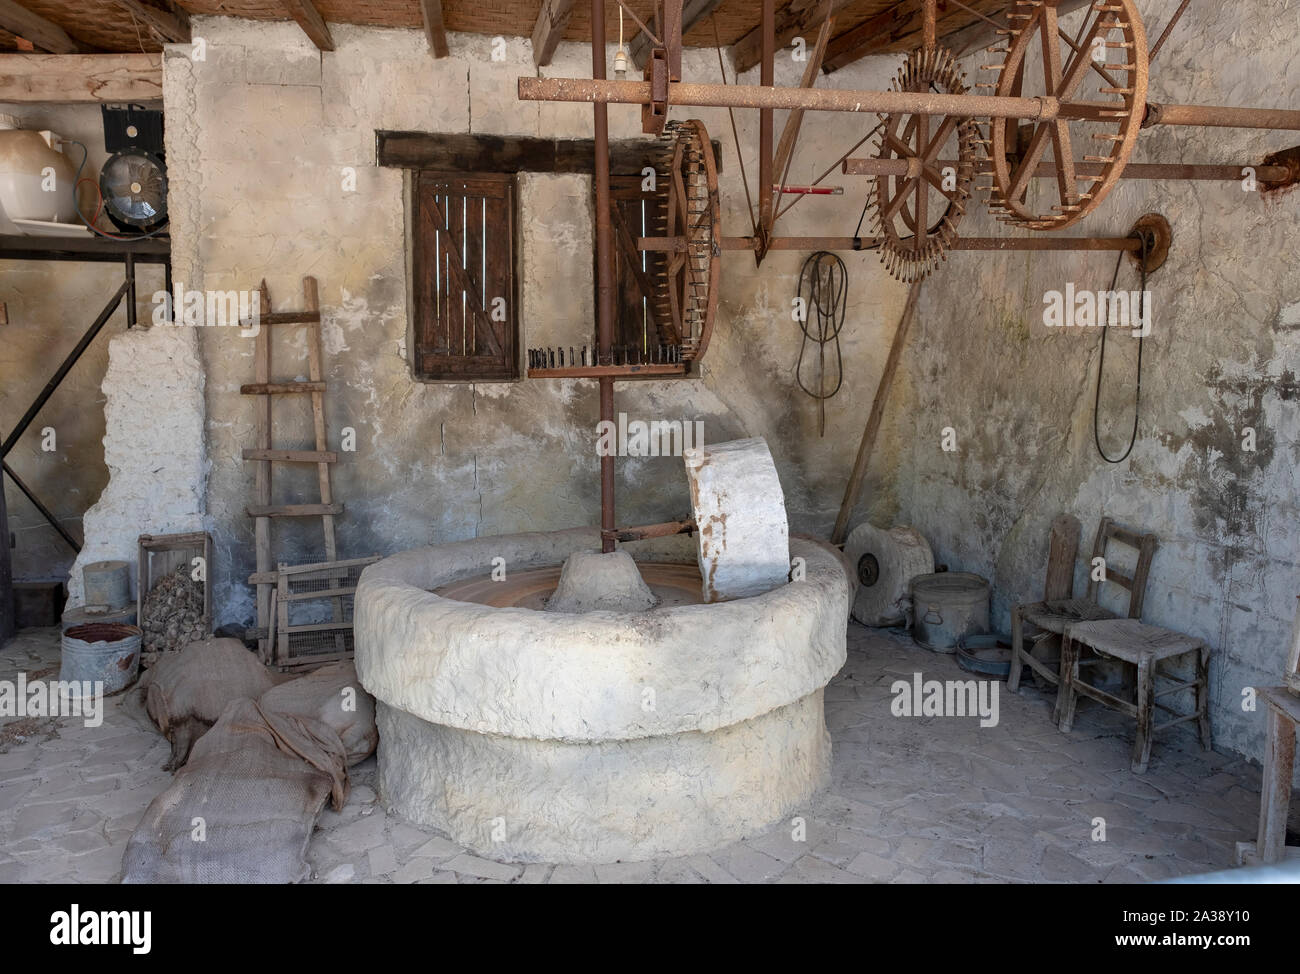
[[1057, 619, 1211, 773], [1007, 517, 1157, 712]]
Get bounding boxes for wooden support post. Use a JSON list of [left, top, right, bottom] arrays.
[[420, 0, 450, 58], [283, 0, 334, 52], [253, 280, 273, 659], [830, 281, 922, 545], [532, 0, 576, 67], [630, 0, 721, 70], [1258, 699, 1295, 863]]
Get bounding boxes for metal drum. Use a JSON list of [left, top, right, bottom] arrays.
[[60, 622, 143, 695], [910, 572, 990, 654]]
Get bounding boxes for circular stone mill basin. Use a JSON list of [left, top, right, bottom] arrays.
[[354, 528, 851, 864]]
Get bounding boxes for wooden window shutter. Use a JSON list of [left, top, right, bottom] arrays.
[[414, 171, 518, 380], [607, 174, 676, 356]]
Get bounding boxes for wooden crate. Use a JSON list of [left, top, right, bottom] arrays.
[[137, 531, 213, 633], [272, 555, 380, 670]]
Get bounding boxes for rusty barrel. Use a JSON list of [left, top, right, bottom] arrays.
[[60, 622, 143, 695]]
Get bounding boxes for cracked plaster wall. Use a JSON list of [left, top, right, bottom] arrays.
[[885, 0, 1300, 764]]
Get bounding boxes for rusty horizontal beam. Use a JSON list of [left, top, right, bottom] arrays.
[[638, 235, 1144, 253], [842, 158, 1292, 183], [613, 518, 696, 542], [519, 77, 1300, 132]]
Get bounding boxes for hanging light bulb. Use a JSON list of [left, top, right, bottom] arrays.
[[611, 5, 626, 77]]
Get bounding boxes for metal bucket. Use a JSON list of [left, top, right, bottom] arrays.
[[910, 572, 990, 654], [60, 622, 142, 695]]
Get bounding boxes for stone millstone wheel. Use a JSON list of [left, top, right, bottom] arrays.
[[844, 523, 934, 627], [985, 0, 1147, 230], [871, 46, 978, 283]]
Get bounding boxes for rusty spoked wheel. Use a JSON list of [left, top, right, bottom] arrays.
[[986, 0, 1147, 231], [662, 119, 720, 362], [872, 47, 978, 283]]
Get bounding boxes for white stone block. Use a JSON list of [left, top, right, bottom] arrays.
[[684, 436, 791, 602]]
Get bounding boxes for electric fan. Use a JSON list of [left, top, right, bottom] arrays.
[[99, 148, 168, 233]]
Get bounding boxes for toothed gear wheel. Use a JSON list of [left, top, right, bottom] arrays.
[[982, 0, 1146, 230], [657, 118, 720, 362], [871, 46, 978, 283]]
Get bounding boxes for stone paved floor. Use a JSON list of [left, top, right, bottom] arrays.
[[0, 623, 1266, 883]]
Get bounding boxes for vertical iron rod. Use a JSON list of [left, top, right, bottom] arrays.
[[125, 253, 137, 328], [758, 0, 775, 238], [593, 0, 617, 552]]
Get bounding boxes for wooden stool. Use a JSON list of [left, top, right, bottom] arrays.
[[1236, 687, 1300, 866], [1057, 618, 1211, 774]]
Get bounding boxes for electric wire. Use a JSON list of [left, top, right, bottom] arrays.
[[1092, 231, 1150, 464]]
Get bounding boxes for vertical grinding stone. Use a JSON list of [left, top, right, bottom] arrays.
[[683, 437, 790, 603]]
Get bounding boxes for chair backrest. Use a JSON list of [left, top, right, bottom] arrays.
[[1084, 517, 1158, 619], [1043, 513, 1081, 602]]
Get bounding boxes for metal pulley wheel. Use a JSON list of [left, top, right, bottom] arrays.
[[984, 0, 1147, 230], [871, 46, 979, 282], [660, 119, 720, 362]]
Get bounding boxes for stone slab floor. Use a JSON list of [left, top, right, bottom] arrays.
[[0, 623, 1267, 883]]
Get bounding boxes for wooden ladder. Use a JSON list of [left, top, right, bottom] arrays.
[[241, 275, 345, 660]]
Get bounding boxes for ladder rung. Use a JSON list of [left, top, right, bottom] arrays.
[[241, 311, 322, 327], [240, 381, 326, 395], [247, 503, 344, 518], [282, 620, 355, 634], [281, 585, 358, 602], [242, 449, 338, 463]]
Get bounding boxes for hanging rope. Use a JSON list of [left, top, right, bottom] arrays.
[[1093, 231, 1150, 463], [796, 251, 848, 437]]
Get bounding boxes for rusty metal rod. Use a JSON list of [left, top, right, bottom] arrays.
[[842, 157, 1290, 182], [518, 77, 1300, 131], [1147, 102, 1300, 131], [639, 235, 1144, 252], [758, 0, 774, 235], [592, 0, 616, 553], [613, 518, 696, 542]]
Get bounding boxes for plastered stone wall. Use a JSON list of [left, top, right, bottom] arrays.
[[886, 0, 1300, 764], [0, 103, 165, 585], [170, 17, 911, 629]]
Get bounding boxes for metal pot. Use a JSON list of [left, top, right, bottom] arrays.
[[910, 572, 990, 654]]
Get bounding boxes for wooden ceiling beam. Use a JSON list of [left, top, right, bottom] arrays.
[[283, 0, 334, 51], [419, 0, 449, 58], [732, 0, 855, 75], [630, 0, 723, 71], [113, 0, 190, 45], [532, 0, 576, 67], [822, 0, 1095, 73], [0, 53, 162, 102], [0, 0, 82, 54]]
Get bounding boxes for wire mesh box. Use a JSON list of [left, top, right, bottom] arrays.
[[272, 555, 380, 669]]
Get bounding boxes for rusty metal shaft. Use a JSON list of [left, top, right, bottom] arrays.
[[843, 158, 1292, 182], [518, 77, 1300, 131], [592, 0, 616, 553], [638, 235, 1144, 253]]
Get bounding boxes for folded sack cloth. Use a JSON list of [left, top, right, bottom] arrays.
[[122, 661, 377, 884]]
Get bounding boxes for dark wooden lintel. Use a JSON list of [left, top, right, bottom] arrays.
[[376, 131, 722, 175]]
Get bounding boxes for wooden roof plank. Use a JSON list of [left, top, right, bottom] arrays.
[[113, 0, 190, 45], [0, 0, 81, 53]]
